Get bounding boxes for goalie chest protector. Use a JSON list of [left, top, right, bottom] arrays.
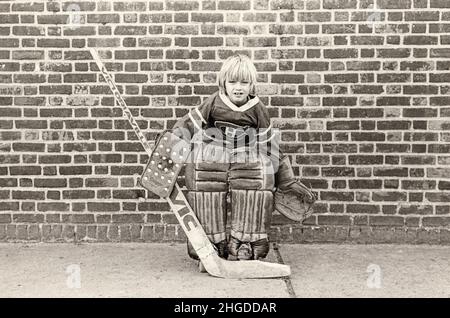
[[140, 131, 191, 198]]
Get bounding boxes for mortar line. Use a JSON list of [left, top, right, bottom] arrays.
[[272, 242, 297, 298]]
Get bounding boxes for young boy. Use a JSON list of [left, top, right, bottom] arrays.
[[171, 54, 315, 261]]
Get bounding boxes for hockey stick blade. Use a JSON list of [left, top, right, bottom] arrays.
[[169, 184, 291, 279], [90, 48, 291, 279], [218, 258, 291, 279]]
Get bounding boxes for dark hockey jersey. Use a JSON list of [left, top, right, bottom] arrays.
[[172, 91, 272, 142], [172, 91, 295, 186]]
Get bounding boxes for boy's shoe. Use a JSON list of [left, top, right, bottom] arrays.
[[237, 243, 253, 260], [187, 239, 228, 261], [187, 240, 200, 260], [250, 238, 270, 260], [215, 239, 229, 260], [228, 236, 252, 260], [228, 236, 242, 259], [228, 237, 270, 260]]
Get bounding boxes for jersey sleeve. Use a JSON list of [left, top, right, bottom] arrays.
[[171, 93, 215, 141], [255, 102, 277, 153], [254, 102, 287, 177], [255, 102, 271, 130]]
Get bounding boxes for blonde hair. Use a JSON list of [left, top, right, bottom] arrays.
[[218, 54, 257, 95]]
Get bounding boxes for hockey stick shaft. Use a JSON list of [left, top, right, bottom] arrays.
[[90, 49, 152, 154], [89, 48, 223, 275]]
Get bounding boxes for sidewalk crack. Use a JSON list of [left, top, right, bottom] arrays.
[[272, 242, 297, 298]]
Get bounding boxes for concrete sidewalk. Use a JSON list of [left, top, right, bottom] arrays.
[[0, 243, 449, 298]]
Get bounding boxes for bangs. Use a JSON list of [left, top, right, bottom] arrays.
[[225, 61, 253, 83]]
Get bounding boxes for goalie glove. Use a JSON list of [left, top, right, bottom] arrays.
[[278, 179, 316, 204], [274, 156, 317, 222], [274, 179, 317, 223]]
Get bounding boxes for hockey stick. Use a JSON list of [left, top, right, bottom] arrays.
[[89, 48, 291, 278]]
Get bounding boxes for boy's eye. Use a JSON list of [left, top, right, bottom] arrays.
[[227, 81, 249, 85]]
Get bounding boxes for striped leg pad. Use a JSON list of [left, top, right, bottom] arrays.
[[230, 190, 273, 242], [187, 191, 227, 244]]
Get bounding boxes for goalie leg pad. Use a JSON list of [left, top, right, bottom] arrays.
[[186, 190, 228, 261], [229, 189, 273, 243], [185, 142, 230, 246], [228, 150, 275, 259], [187, 191, 228, 244]]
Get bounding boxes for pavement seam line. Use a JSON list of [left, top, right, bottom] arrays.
[[272, 242, 297, 298]]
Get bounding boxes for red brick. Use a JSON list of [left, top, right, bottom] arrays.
[[404, 35, 438, 45], [59, 166, 92, 175], [191, 37, 224, 47], [324, 74, 358, 83], [140, 62, 173, 71], [0, 39, 19, 47], [347, 204, 380, 214], [165, 0, 199, 10], [0, 14, 19, 23], [9, 166, 41, 176], [142, 225, 156, 241], [323, 0, 356, 9], [271, 74, 304, 84], [377, 48, 411, 58], [398, 204, 433, 215], [0, 74, 11, 84], [12, 191, 45, 200], [12, 26, 44, 36], [377, 0, 411, 9], [112, 189, 145, 199], [243, 37, 276, 47], [142, 85, 176, 95], [139, 13, 171, 23], [0, 214, 11, 223], [139, 202, 171, 212], [112, 2, 146, 11], [13, 214, 44, 223], [431, 0, 450, 7], [0, 132, 20, 141], [322, 24, 355, 34], [416, 228, 440, 244], [63, 74, 95, 83], [271, 0, 304, 9], [295, 61, 328, 71], [39, 85, 72, 95], [37, 39, 70, 48], [63, 143, 96, 152], [62, 190, 95, 199], [218, 0, 250, 10], [12, 2, 44, 11], [37, 203, 69, 212], [87, 14, 120, 23], [112, 214, 144, 223], [271, 96, 303, 106], [0, 62, 20, 72], [318, 215, 351, 225]]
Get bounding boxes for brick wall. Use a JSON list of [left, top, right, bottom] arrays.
[[1, 0, 450, 244]]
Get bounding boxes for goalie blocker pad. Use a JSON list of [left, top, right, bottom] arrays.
[[140, 130, 191, 198]]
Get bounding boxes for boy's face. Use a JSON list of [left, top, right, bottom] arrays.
[[225, 80, 251, 106]]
